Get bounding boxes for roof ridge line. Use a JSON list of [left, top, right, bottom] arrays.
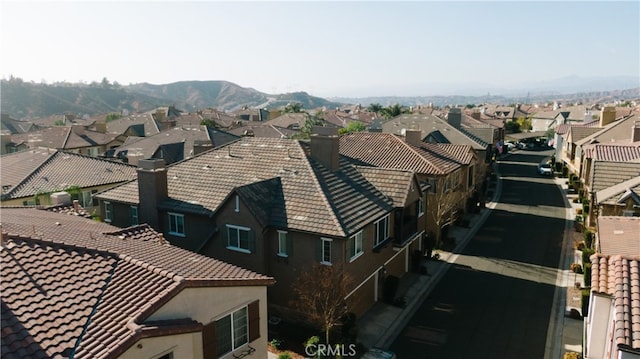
[[392, 135, 446, 175], [1, 150, 58, 198]]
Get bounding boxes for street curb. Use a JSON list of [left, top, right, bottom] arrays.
[[376, 162, 502, 349]]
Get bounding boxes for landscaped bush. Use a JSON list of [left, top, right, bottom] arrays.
[[278, 352, 293, 359], [270, 338, 284, 350], [584, 230, 594, 249], [582, 288, 591, 317], [582, 248, 595, 263], [564, 351, 583, 359], [571, 263, 583, 274], [576, 208, 582, 215], [583, 263, 592, 287]]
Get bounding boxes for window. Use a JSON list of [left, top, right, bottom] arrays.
[[277, 231, 289, 257], [428, 178, 437, 194], [104, 202, 112, 223], [215, 307, 248, 358], [444, 176, 452, 192], [81, 191, 92, 207], [168, 212, 185, 236], [157, 353, 173, 359], [374, 215, 390, 246], [348, 231, 363, 261], [417, 197, 425, 217], [227, 225, 253, 253], [321, 238, 332, 265], [130, 205, 138, 226]]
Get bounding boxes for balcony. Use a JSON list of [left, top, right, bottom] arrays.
[[393, 217, 419, 248]]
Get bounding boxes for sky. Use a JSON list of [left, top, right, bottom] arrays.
[[1, 1, 639, 98]]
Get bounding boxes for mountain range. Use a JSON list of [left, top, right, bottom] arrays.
[[1, 77, 638, 120]]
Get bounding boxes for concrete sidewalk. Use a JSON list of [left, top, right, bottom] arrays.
[[357, 163, 501, 350]]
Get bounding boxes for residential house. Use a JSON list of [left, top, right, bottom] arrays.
[[94, 130, 428, 318], [340, 130, 479, 243], [585, 253, 640, 359], [563, 111, 638, 178], [228, 124, 299, 139], [7, 124, 124, 157], [460, 112, 504, 148], [381, 110, 491, 164], [0, 148, 136, 213], [109, 125, 239, 165], [106, 113, 161, 138], [1, 206, 274, 359], [595, 176, 640, 218], [554, 119, 600, 160], [580, 141, 640, 225], [0, 113, 38, 134]]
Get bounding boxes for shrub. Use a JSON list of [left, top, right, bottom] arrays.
[[582, 248, 595, 264], [584, 230, 594, 249], [576, 208, 582, 215], [564, 351, 583, 359], [270, 338, 283, 350], [575, 241, 585, 251], [278, 353, 293, 359], [572, 198, 580, 203], [583, 263, 592, 287]]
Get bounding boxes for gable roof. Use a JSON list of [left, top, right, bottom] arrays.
[[339, 132, 462, 175], [590, 254, 640, 352], [381, 114, 487, 150], [97, 137, 393, 237], [576, 114, 639, 146], [591, 161, 640, 192], [1, 147, 55, 194], [0, 117, 35, 134], [106, 113, 160, 137], [113, 126, 239, 164], [596, 176, 640, 206], [583, 143, 640, 162], [0, 208, 274, 359], [1, 150, 137, 200]]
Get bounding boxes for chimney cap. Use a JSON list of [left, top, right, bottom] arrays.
[[138, 158, 165, 170]]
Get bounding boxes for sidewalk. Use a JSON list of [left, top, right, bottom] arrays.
[[357, 163, 501, 350], [357, 153, 584, 358]]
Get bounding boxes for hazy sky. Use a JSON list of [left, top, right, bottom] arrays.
[[1, 1, 639, 97]]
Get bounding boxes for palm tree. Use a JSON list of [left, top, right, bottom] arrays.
[[367, 103, 383, 113], [380, 103, 407, 119]]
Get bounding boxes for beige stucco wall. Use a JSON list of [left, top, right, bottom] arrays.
[[119, 332, 202, 359], [145, 286, 269, 359]]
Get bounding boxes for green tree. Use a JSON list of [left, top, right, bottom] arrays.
[[505, 121, 521, 133], [54, 119, 65, 126], [105, 113, 122, 123], [367, 103, 383, 113], [200, 118, 215, 127], [338, 121, 366, 135], [516, 117, 532, 131], [380, 103, 408, 119], [282, 102, 303, 114]]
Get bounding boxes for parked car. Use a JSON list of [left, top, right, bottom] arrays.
[[362, 348, 397, 359], [538, 159, 553, 176], [504, 141, 516, 150]]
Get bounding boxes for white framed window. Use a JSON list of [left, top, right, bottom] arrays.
[[81, 191, 92, 207], [321, 237, 332, 265], [227, 225, 252, 253], [277, 230, 289, 257], [130, 205, 138, 226], [374, 215, 390, 246], [104, 201, 112, 223], [168, 212, 185, 236], [234, 195, 240, 213], [417, 197, 425, 217], [348, 231, 363, 262], [215, 306, 248, 357]]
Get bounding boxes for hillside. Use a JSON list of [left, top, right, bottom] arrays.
[[0, 79, 343, 120]]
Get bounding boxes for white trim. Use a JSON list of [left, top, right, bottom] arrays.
[[277, 230, 288, 256], [226, 224, 252, 252], [234, 195, 240, 213], [348, 231, 364, 262], [321, 237, 332, 265], [104, 201, 112, 223]]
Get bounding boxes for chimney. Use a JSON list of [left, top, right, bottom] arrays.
[[137, 159, 168, 230], [471, 110, 481, 120], [405, 129, 423, 147], [73, 199, 80, 213], [310, 126, 340, 171], [633, 121, 640, 143], [95, 121, 107, 133], [71, 124, 85, 135], [600, 106, 616, 127], [447, 108, 462, 129], [193, 139, 213, 155]]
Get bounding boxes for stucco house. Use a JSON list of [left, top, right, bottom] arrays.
[[94, 129, 428, 319], [1, 206, 274, 359]]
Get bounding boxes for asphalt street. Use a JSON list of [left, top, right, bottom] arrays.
[[389, 149, 566, 359]]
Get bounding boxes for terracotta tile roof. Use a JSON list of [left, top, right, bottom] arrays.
[[381, 114, 487, 150], [113, 126, 238, 164], [1, 208, 275, 358], [353, 166, 415, 207], [590, 254, 640, 351], [576, 114, 639, 146], [596, 217, 640, 256], [98, 137, 393, 237], [1, 150, 137, 200], [591, 161, 640, 192], [582, 143, 640, 162], [340, 132, 463, 176], [106, 113, 160, 137], [1, 148, 55, 194]]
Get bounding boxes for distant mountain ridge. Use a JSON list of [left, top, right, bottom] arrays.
[[0, 79, 343, 120], [1, 77, 638, 121]]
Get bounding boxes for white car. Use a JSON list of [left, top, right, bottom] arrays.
[[504, 141, 516, 150], [538, 161, 553, 176]]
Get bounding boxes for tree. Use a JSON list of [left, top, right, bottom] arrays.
[[290, 263, 354, 345], [338, 121, 366, 135], [504, 121, 521, 133], [428, 176, 464, 248], [200, 118, 215, 127], [515, 117, 532, 131], [367, 103, 383, 113], [296, 112, 325, 139], [380, 103, 408, 119], [282, 102, 303, 114], [105, 113, 122, 123]]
